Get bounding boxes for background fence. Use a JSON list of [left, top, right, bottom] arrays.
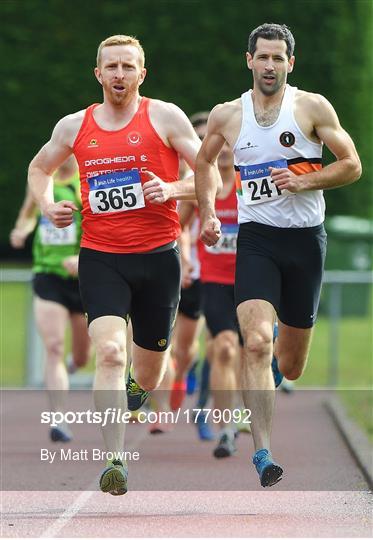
[[1, 268, 372, 389]]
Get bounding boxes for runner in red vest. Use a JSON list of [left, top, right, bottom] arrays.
[[180, 141, 242, 458], [28, 35, 210, 495]]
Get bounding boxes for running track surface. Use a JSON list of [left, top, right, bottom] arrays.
[[1, 391, 372, 537]]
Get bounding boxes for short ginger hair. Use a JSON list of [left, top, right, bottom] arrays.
[[96, 35, 145, 67]]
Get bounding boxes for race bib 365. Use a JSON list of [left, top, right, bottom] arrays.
[[88, 170, 145, 214]]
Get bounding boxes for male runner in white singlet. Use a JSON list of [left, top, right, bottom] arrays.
[[195, 23, 361, 487]]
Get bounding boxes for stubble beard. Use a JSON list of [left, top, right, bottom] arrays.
[[103, 80, 138, 107], [256, 71, 287, 97]]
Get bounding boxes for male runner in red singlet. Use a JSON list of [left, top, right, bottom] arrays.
[[195, 23, 361, 487], [183, 140, 242, 458], [170, 113, 210, 415], [198, 143, 240, 457], [28, 35, 209, 495]]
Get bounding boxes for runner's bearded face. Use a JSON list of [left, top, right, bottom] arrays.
[[96, 45, 146, 105], [249, 38, 293, 96]]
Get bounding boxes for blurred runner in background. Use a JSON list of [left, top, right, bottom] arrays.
[[10, 156, 90, 442]]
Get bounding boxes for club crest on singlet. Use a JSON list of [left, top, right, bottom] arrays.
[[239, 159, 291, 206], [127, 132, 143, 146], [88, 169, 145, 214], [206, 223, 238, 254], [39, 216, 77, 245]]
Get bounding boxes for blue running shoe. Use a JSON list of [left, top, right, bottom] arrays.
[[186, 363, 198, 395], [126, 365, 149, 411], [100, 459, 128, 496], [271, 356, 283, 388], [50, 427, 72, 442], [196, 412, 215, 441], [253, 448, 283, 487], [271, 322, 283, 388], [273, 321, 279, 340]]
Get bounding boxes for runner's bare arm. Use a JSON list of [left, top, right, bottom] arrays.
[[28, 114, 82, 227], [178, 227, 195, 289], [271, 95, 362, 192], [146, 101, 213, 201], [9, 187, 38, 248], [178, 200, 197, 230], [195, 105, 227, 246], [177, 201, 198, 286]]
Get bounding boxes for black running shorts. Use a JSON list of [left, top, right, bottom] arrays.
[[202, 282, 242, 342], [78, 246, 181, 352], [235, 222, 327, 328], [178, 279, 202, 320], [33, 273, 84, 313]]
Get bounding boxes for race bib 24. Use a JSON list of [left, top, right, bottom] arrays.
[[239, 159, 289, 205]]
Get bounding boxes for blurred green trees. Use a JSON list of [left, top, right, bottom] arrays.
[[1, 0, 372, 250]]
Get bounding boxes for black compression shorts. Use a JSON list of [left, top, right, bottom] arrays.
[[33, 273, 84, 313], [235, 222, 327, 328], [178, 279, 202, 320], [202, 282, 242, 343], [78, 246, 181, 352]]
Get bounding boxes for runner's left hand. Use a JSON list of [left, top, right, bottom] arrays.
[[143, 171, 173, 204]]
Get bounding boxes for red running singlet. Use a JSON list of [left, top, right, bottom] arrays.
[[73, 97, 180, 253], [198, 182, 238, 285]]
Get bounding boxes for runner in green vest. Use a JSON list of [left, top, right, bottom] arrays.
[[10, 156, 90, 441]]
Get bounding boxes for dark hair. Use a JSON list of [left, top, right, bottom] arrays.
[[248, 23, 295, 59], [189, 111, 210, 128]]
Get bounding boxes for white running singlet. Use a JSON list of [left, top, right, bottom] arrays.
[[233, 85, 325, 228]]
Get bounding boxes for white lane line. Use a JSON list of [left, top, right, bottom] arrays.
[[40, 486, 95, 538], [40, 429, 148, 538]]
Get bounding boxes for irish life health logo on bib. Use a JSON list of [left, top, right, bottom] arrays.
[[239, 159, 290, 206], [88, 170, 145, 214]]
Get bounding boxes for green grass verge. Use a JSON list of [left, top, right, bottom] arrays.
[[299, 315, 372, 441], [0, 281, 95, 386], [1, 282, 29, 386], [299, 317, 372, 388], [1, 279, 372, 438], [341, 390, 373, 442]]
